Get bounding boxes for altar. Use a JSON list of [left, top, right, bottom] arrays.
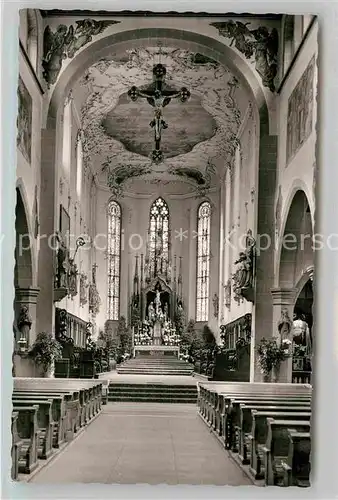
[[133, 345, 180, 358]]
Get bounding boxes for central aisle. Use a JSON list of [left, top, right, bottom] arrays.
[[30, 403, 251, 485]]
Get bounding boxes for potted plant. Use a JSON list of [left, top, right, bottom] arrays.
[[28, 332, 63, 377], [256, 337, 292, 382]]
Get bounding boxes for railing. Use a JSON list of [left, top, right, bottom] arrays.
[[55, 308, 89, 348], [292, 371, 312, 384]]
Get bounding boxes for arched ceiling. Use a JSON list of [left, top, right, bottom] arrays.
[[72, 45, 252, 195]]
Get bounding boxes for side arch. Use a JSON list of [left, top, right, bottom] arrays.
[[277, 188, 314, 289], [15, 178, 37, 287]]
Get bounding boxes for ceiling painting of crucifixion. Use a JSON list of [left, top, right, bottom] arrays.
[[73, 46, 252, 195]]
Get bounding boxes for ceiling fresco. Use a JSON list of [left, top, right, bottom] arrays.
[[101, 92, 217, 159], [75, 46, 250, 194]]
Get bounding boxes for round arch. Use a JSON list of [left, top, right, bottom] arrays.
[[277, 188, 314, 289], [15, 183, 35, 289], [275, 179, 314, 285], [44, 27, 272, 134]]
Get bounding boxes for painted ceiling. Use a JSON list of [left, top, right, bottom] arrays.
[[74, 46, 251, 195]]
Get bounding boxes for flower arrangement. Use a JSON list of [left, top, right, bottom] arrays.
[[28, 332, 63, 375], [256, 337, 292, 375], [179, 353, 190, 362], [134, 323, 153, 346], [162, 321, 181, 346]]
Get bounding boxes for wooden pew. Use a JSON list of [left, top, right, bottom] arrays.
[[11, 412, 23, 480], [13, 399, 54, 460], [223, 396, 311, 447], [15, 405, 41, 474], [198, 382, 311, 429], [237, 404, 311, 463], [13, 393, 68, 447], [263, 418, 311, 486], [14, 390, 78, 441], [13, 378, 103, 424], [249, 412, 311, 480], [281, 430, 311, 487]]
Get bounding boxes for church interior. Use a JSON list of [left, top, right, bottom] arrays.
[[11, 9, 317, 487]]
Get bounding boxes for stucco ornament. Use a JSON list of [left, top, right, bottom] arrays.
[[76, 47, 246, 193]]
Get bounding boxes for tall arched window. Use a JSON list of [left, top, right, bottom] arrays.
[[107, 201, 121, 320], [196, 201, 211, 322], [148, 197, 170, 278], [76, 132, 83, 198], [62, 96, 72, 178]]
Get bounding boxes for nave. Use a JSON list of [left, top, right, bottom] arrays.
[[28, 402, 251, 486], [12, 373, 311, 487], [11, 9, 318, 490]]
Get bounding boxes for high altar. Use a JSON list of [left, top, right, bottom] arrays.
[[129, 210, 184, 357]]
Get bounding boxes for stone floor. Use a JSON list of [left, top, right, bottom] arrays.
[[29, 403, 252, 486]]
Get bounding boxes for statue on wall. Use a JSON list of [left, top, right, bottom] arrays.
[[293, 310, 312, 356], [232, 230, 255, 302], [56, 232, 70, 289], [17, 305, 32, 349], [213, 293, 219, 318], [79, 272, 88, 306], [68, 260, 78, 298], [223, 279, 231, 310], [278, 307, 292, 342]]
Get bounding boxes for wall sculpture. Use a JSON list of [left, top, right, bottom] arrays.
[[286, 56, 315, 162], [17, 76, 32, 163]]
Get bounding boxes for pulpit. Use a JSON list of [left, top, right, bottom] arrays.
[[153, 320, 162, 346]]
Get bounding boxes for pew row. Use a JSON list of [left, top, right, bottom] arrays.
[[11, 378, 106, 479], [197, 382, 312, 487]]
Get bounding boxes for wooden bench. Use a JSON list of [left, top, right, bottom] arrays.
[[13, 392, 68, 447], [263, 418, 311, 486], [197, 381, 312, 487], [198, 382, 311, 428], [13, 399, 54, 460], [249, 412, 311, 480], [14, 405, 41, 474], [237, 404, 311, 463], [281, 429, 311, 487], [13, 389, 79, 441], [11, 412, 23, 480], [13, 378, 103, 423], [222, 395, 311, 446]]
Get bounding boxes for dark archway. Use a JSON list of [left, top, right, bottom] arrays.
[[279, 190, 313, 288], [15, 187, 33, 289]]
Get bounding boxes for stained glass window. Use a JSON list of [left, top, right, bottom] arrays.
[[107, 201, 121, 320], [196, 201, 211, 322], [148, 197, 170, 278]]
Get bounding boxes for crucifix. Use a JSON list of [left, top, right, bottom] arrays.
[[128, 63, 191, 163]]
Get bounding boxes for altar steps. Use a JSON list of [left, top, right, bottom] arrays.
[[108, 383, 198, 403], [116, 356, 194, 376]]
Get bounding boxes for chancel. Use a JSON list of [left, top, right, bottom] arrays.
[[10, 9, 317, 488]]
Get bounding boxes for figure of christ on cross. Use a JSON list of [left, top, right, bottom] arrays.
[[127, 63, 191, 162]]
